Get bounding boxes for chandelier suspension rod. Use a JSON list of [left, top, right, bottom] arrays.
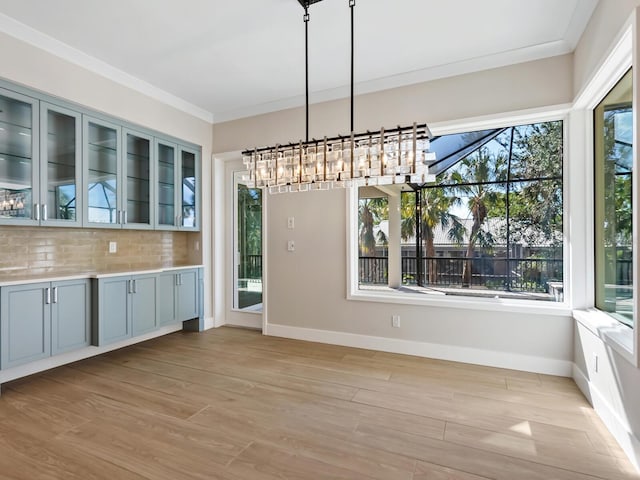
[[350, 0, 355, 133], [304, 2, 310, 142]]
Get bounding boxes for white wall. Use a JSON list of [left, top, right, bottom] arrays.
[[571, 3, 640, 470], [0, 31, 215, 325], [213, 55, 576, 376]]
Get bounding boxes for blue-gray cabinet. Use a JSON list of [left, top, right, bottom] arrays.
[[40, 102, 82, 227], [0, 279, 91, 369], [157, 268, 200, 326], [0, 88, 40, 226], [176, 269, 199, 321], [93, 273, 158, 346]]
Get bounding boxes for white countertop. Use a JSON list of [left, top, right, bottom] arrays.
[[0, 265, 203, 286]]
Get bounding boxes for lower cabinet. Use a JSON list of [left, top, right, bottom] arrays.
[[93, 273, 158, 346], [157, 268, 200, 326], [1, 279, 91, 369]]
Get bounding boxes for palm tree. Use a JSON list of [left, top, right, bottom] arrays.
[[448, 147, 506, 287], [358, 197, 388, 256], [401, 189, 465, 285]]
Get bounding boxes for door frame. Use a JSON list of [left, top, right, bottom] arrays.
[[222, 156, 266, 330]]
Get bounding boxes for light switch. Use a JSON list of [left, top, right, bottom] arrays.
[[287, 217, 295, 229], [287, 240, 295, 252]]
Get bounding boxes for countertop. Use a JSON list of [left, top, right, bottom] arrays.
[[0, 264, 203, 286]]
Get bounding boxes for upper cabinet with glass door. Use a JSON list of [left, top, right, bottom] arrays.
[[179, 146, 200, 231], [0, 88, 39, 226], [40, 102, 82, 227], [154, 142, 200, 231], [83, 116, 122, 228], [155, 139, 177, 230], [123, 129, 154, 229]]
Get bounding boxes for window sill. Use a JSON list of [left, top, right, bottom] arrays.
[[348, 287, 572, 317], [573, 308, 635, 365]]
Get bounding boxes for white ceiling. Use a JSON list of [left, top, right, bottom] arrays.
[[0, 0, 599, 123]]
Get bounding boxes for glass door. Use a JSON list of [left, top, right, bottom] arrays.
[[83, 116, 121, 228], [0, 88, 39, 225], [233, 171, 263, 311], [40, 102, 81, 227], [123, 129, 153, 229], [155, 139, 177, 230], [179, 146, 199, 230]]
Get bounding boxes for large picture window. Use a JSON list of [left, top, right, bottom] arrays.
[[358, 120, 564, 302], [594, 68, 633, 326]]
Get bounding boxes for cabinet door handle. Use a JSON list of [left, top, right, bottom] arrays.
[[45, 287, 51, 305], [34, 203, 40, 221], [42, 204, 48, 221], [128, 279, 133, 294], [133, 279, 137, 293], [123, 210, 128, 225], [52, 286, 58, 304]]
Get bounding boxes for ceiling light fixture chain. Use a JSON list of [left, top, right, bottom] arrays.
[[242, 0, 436, 194]]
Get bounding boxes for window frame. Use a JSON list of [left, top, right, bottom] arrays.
[[570, 17, 639, 367], [346, 106, 572, 317]]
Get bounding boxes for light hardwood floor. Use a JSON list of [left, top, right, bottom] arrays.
[[0, 326, 637, 480]]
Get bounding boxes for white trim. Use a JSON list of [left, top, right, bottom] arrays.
[[266, 323, 572, 376], [0, 324, 182, 387], [573, 363, 640, 471], [346, 105, 571, 314], [0, 13, 214, 123], [203, 316, 216, 330], [348, 290, 572, 317], [574, 21, 633, 109], [429, 104, 572, 136], [225, 316, 262, 330]]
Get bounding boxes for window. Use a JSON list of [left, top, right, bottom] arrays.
[[357, 120, 564, 302], [594, 68, 633, 327]]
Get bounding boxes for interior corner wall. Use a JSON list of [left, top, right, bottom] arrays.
[[574, 0, 640, 97], [0, 31, 215, 325], [213, 55, 575, 376], [572, 3, 640, 470]]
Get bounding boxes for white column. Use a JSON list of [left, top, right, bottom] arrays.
[[388, 193, 401, 288]]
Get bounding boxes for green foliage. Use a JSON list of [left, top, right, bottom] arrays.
[[358, 197, 388, 256]]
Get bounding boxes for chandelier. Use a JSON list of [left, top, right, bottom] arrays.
[[242, 0, 436, 194]]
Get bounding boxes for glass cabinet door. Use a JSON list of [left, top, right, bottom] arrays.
[[0, 89, 39, 225], [179, 146, 199, 230], [40, 103, 81, 226], [156, 139, 177, 229], [123, 130, 153, 229], [84, 117, 121, 227]]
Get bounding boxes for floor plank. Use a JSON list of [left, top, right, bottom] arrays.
[[0, 327, 636, 480]]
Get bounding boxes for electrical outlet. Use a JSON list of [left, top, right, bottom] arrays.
[[287, 240, 295, 252], [287, 217, 295, 229], [108, 241, 117, 253], [392, 315, 400, 328]]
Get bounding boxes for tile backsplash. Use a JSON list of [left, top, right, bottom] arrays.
[[0, 227, 201, 277]]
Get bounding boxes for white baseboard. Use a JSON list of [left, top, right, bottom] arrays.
[[225, 316, 262, 330], [572, 364, 640, 471], [266, 323, 572, 376]]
